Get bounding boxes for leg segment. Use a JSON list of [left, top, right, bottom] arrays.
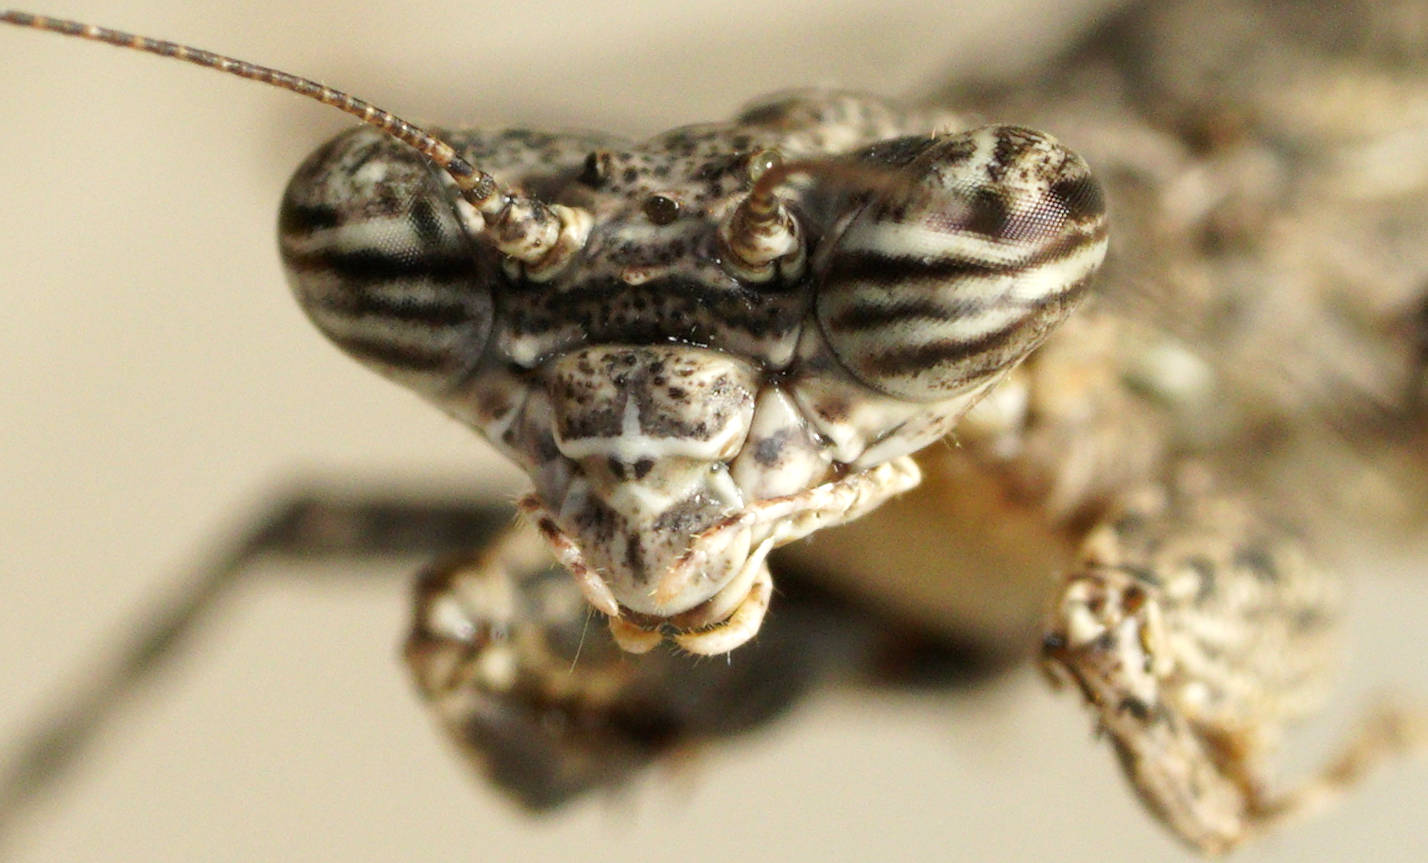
[[403, 521, 831, 808], [402, 515, 1005, 809], [0, 483, 508, 839], [1044, 474, 1425, 854]]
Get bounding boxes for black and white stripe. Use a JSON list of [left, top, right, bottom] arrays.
[[278, 128, 493, 392], [815, 125, 1108, 402]]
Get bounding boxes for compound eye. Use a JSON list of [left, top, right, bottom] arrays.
[[814, 125, 1108, 402], [281, 127, 494, 398]]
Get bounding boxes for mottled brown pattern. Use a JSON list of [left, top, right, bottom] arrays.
[[3, 2, 1424, 856]]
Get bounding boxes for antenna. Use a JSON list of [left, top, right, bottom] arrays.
[[720, 155, 929, 281], [0, 10, 591, 270]]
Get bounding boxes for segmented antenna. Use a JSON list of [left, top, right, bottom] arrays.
[[1, 10, 591, 271], [721, 155, 931, 281]]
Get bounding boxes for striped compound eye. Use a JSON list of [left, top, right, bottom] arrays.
[[814, 126, 1108, 402], [280, 127, 493, 397]]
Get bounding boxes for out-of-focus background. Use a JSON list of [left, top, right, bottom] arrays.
[[1, 1, 1424, 860]]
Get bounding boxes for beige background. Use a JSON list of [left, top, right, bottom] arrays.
[[2, 1, 1424, 860]]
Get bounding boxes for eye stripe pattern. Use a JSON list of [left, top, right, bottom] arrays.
[[815, 125, 1108, 402], [279, 129, 494, 392]]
